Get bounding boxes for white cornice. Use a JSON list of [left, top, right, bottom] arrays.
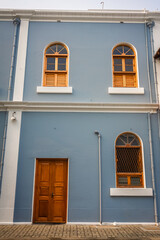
[[0, 101, 158, 113], [0, 9, 160, 22]]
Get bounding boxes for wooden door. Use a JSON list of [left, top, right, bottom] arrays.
[[33, 159, 68, 223]]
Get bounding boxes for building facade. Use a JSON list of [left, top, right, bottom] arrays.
[[0, 9, 160, 224]]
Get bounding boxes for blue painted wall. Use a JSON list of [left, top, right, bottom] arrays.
[[14, 112, 156, 222], [0, 22, 16, 100], [23, 22, 152, 103]]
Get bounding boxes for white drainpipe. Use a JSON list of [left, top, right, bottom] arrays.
[[148, 113, 158, 225], [95, 131, 102, 224], [146, 21, 159, 224]]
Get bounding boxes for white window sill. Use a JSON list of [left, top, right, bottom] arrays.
[[108, 87, 144, 95], [37, 86, 73, 94], [110, 188, 153, 196]]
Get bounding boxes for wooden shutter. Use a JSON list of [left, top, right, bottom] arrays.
[[125, 74, 136, 87], [113, 74, 123, 87], [57, 74, 67, 87], [45, 74, 56, 86]]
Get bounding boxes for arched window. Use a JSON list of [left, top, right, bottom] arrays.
[[115, 132, 143, 188], [43, 43, 68, 87], [112, 44, 137, 88]]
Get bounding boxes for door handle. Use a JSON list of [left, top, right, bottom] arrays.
[[51, 192, 54, 198]]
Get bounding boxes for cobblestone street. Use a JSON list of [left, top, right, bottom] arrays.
[[0, 224, 160, 240]]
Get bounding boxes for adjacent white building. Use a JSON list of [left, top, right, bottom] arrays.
[[153, 19, 160, 103]]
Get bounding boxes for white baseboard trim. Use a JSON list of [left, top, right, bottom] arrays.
[[14, 222, 32, 224], [0, 221, 158, 225], [67, 222, 101, 225], [102, 222, 156, 225], [0, 222, 32, 225], [0, 222, 14, 225]]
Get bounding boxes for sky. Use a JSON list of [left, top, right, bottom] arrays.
[[0, 0, 159, 11]]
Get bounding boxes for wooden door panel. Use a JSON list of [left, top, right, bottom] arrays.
[[54, 186, 64, 198], [33, 159, 68, 223], [53, 201, 65, 222], [40, 163, 50, 182], [34, 161, 52, 222], [54, 162, 64, 181], [51, 161, 67, 222], [39, 200, 48, 217], [39, 186, 49, 196]]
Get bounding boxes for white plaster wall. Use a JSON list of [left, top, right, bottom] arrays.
[[0, 111, 22, 223], [153, 21, 160, 103]]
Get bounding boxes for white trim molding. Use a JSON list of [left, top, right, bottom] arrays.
[[37, 86, 73, 94], [102, 222, 156, 225], [13, 222, 32, 225], [31, 159, 36, 224], [110, 188, 153, 196], [67, 222, 101, 225], [108, 87, 144, 95], [0, 111, 22, 223], [0, 102, 158, 113], [67, 159, 70, 223], [13, 19, 29, 101], [0, 222, 14, 225], [0, 222, 32, 225]]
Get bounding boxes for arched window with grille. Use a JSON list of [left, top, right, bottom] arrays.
[[115, 132, 144, 188], [43, 43, 68, 87], [112, 44, 137, 88]]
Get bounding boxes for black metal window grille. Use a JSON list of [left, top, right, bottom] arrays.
[[115, 133, 143, 188]]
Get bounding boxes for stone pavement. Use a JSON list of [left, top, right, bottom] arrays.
[[1, 224, 160, 240]]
